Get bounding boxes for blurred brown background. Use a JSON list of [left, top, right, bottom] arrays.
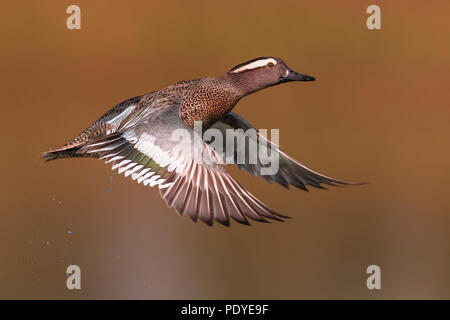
[[1, 0, 449, 299]]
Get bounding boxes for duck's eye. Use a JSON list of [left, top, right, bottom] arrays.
[[267, 62, 275, 67]]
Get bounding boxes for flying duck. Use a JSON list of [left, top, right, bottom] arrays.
[[44, 57, 363, 226]]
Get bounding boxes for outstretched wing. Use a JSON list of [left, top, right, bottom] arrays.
[[209, 112, 364, 191], [80, 106, 286, 226], [43, 92, 181, 161]]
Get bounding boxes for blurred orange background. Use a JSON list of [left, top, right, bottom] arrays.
[[1, 1, 449, 299]]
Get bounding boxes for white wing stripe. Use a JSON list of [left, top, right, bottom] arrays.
[[138, 171, 155, 184], [106, 105, 136, 127], [132, 168, 151, 180], [125, 164, 143, 177], [112, 159, 131, 170], [106, 155, 124, 163], [118, 162, 137, 174], [158, 181, 173, 189]]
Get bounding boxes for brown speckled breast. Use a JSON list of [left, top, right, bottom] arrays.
[[179, 80, 239, 129]]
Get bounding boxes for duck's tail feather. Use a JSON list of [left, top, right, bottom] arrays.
[[43, 146, 97, 162]]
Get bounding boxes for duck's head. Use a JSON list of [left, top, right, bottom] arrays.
[[227, 56, 315, 94]]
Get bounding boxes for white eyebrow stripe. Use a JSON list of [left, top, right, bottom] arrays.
[[231, 58, 277, 73]]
